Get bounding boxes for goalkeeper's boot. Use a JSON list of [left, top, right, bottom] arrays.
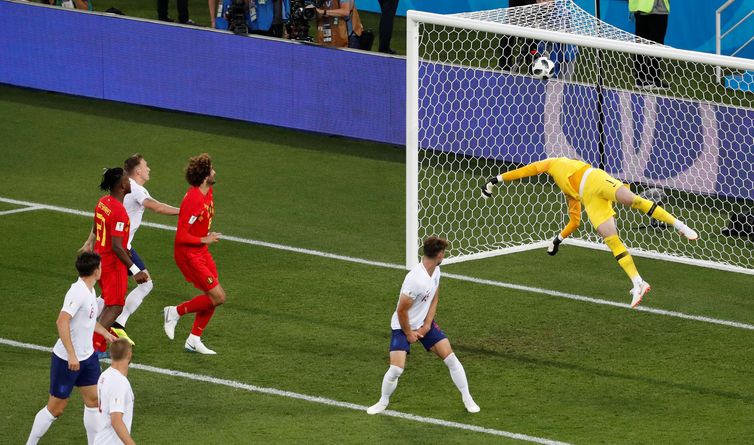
[[674, 221, 699, 241], [547, 235, 563, 256], [481, 176, 499, 198], [366, 400, 388, 415], [629, 281, 651, 309], [110, 325, 135, 346]]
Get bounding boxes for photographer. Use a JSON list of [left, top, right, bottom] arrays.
[[314, 0, 363, 49]]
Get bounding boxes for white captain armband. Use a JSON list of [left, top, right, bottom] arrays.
[[129, 264, 141, 275]]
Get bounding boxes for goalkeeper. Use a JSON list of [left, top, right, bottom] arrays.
[[481, 157, 698, 308]]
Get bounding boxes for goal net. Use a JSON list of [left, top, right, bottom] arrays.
[[406, 0, 754, 274]]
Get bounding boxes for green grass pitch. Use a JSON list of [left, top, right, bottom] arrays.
[[1, 84, 753, 444]]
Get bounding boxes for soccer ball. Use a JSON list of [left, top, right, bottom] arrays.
[[531, 57, 555, 80]]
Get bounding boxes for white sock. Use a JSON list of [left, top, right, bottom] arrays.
[[378, 365, 404, 405], [673, 220, 687, 231], [26, 406, 57, 445], [96, 297, 105, 318], [116, 280, 154, 326], [83, 406, 102, 445], [632, 275, 644, 287], [443, 353, 472, 401]]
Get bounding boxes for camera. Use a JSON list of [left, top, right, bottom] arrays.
[[287, 0, 325, 41], [227, 0, 249, 35]]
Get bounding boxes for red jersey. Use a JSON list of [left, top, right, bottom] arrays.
[[175, 186, 214, 254], [93, 196, 130, 260]]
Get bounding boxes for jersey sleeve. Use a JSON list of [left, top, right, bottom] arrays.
[[399, 273, 419, 301], [132, 186, 150, 206], [501, 158, 552, 182], [175, 193, 204, 246], [106, 382, 129, 414], [111, 205, 129, 237], [60, 287, 84, 317]]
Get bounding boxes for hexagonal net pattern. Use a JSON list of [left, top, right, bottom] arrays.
[[407, 1, 754, 273]]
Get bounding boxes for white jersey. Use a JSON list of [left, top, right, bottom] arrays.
[[53, 278, 97, 361], [95, 367, 134, 445], [123, 178, 151, 249], [390, 262, 441, 330]]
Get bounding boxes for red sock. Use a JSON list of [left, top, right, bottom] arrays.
[[92, 332, 107, 353], [177, 295, 214, 316], [191, 307, 215, 336]]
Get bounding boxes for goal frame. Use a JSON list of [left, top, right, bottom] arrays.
[[405, 9, 754, 274]]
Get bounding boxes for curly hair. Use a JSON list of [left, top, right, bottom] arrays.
[[185, 153, 212, 187], [422, 236, 448, 258], [100, 167, 124, 192]]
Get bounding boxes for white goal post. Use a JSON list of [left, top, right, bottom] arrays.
[[406, 1, 754, 274]]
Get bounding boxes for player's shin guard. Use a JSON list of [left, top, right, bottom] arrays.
[[116, 280, 154, 326], [443, 353, 472, 401], [631, 196, 676, 226], [191, 307, 216, 336], [177, 294, 214, 316], [379, 365, 404, 405], [26, 406, 56, 445], [83, 406, 102, 445], [604, 235, 642, 286]]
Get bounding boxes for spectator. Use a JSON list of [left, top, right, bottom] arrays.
[[251, 0, 290, 38], [315, 0, 364, 49], [499, 0, 538, 72], [630, 0, 670, 89], [158, 0, 195, 25], [377, 0, 398, 54], [53, 0, 91, 10]]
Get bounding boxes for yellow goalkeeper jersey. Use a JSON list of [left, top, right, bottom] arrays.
[[501, 157, 591, 200]]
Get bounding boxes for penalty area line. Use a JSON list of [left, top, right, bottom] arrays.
[[0, 337, 570, 445], [1, 196, 753, 331], [0, 205, 42, 216]]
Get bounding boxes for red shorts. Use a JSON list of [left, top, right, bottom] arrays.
[[98, 256, 128, 306], [175, 250, 219, 292]]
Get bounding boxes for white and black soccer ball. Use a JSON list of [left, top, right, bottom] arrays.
[[531, 57, 555, 80]]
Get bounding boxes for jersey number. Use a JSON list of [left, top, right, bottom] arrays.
[[95, 213, 107, 247]]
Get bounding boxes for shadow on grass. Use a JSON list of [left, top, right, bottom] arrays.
[[458, 343, 754, 404]]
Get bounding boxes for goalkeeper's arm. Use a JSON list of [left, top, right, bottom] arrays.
[[481, 159, 552, 198], [548, 197, 581, 256]]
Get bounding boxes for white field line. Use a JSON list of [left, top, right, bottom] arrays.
[[0, 337, 569, 445], [1, 196, 753, 331], [0, 205, 42, 216]]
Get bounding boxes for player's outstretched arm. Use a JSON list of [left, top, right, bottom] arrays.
[[143, 198, 179, 216], [481, 159, 552, 198], [548, 198, 581, 256]]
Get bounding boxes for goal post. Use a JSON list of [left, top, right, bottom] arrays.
[[406, 1, 754, 274]]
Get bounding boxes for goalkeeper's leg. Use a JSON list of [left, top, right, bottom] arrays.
[[615, 187, 698, 240], [596, 217, 650, 308]]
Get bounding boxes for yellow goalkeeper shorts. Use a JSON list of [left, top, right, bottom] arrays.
[[581, 168, 624, 229]]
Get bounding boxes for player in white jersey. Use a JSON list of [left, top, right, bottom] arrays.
[[109, 154, 179, 344], [27, 252, 116, 445], [366, 237, 480, 415], [95, 339, 136, 445]]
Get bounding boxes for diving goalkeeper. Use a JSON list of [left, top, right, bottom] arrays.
[[481, 157, 698, 308]]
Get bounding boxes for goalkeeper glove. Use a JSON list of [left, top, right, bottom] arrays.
[[547, 235, 563, 256], [481, 176, 499, 198]]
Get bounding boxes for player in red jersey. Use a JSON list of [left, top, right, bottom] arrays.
[[163, 154, 224, 355], [81, 168, 149, 354]]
